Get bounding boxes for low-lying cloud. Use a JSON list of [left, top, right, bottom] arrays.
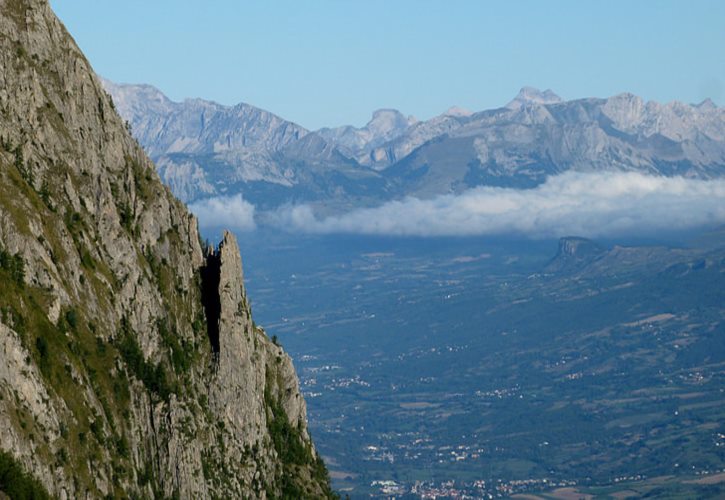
[[189, 194, 256, 232], [271, 172, 725, 238]]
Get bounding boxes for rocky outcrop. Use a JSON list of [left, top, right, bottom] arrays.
[[545, 237, 606, 273], [0, 0, 332, 498], [205, 231, 312, 482]]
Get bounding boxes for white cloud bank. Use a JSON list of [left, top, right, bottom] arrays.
[[271, 172, 725, 238], [189, 194, 256, 232]]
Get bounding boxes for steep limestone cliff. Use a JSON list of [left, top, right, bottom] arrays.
[[0, 0, 333, 497]]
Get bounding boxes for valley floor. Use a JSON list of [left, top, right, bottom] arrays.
[[232, 230, 725, 498]]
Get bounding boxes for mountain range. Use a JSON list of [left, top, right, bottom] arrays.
[[105, 81, 725, 211], [103, 79, 383, 211]]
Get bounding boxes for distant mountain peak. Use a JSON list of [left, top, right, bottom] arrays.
[[444, 106, 473, 117], [101, 78, 173, 115], [696, 97, 717, 110], [506, 86, 562, 109], [371, 108, 404, 118], [368, 108, 418, 131], [608, 92, 644, 104]]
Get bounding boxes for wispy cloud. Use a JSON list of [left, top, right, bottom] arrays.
[[189, 194, 256, 232], [271, 172, 725, 238]]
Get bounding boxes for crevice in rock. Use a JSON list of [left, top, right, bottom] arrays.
[[200, 246, 221, 365]]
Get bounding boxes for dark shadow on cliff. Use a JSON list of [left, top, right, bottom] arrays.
[[200, 246, 221, 361]]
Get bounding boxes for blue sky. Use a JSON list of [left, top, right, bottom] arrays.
[[51, 0, 724, 130]]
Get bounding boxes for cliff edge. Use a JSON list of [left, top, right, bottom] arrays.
[[0, 0, 333, 497]]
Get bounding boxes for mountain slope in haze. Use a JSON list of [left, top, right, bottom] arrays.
[[107, 81, 725, 213], [0, 1, 333, 498], [317, 108, 418, 166], [321, 106, 475, 171], [103, 79, 384, 209], [103, 79, 307, 160], [382, 90, 725, 197]]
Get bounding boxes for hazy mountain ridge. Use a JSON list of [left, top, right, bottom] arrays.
[[102, 78, 308, 158], [505, 86, 563, 109], [106, 81, 724, 212], [103, 80, 382, 208], [317, 108, 418, 166], [381, 91, 725, 197]]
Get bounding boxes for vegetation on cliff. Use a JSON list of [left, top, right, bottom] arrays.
[[0, 0, 334, 497]]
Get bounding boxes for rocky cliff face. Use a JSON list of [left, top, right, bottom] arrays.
[[545, 237, 605, 273], [0, 0, 332, 498]]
